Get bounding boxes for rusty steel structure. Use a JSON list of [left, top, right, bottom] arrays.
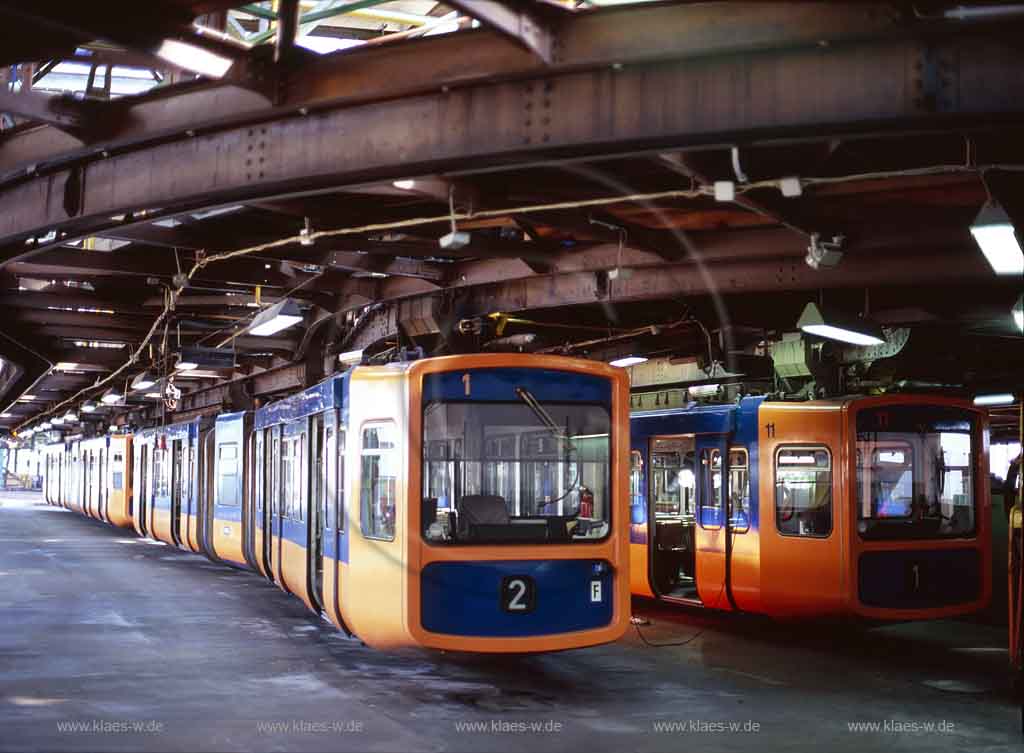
[[0, 1, 1020, 436]]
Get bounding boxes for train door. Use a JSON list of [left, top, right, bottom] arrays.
[[758, 404, 844, 616], [170, 439, 184, 546], [141, 444, 152, 535], [268, 426, 283, 584], [322, 411, 348, 629], [198, 428, 219, 560], [278, 419, 315, 610], [252, 428, 269, 577], [243, 430, 257, 570], [694, 433, 731, 609], [98, 447, 107, 522], [213, 428, 246, 567], [309, 413, 325, 612], [83, 450, 91, 516], [182, 436, 199, 552], [648, 435, 699, 602]]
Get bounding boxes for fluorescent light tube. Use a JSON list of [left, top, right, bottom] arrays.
[[610, 356, 648, 368], [155, 39, 233, 79], [970, 202, 1024, 276]]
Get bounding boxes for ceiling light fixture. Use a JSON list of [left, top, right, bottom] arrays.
[[51, 416, 64, 426], [973, 393, 1015, 407], [81, 401, 97, 413], [1014, 293, 1023, 334], [63, 410, 78, 423], [17, 395, 36, 401], [609, 356, 649, 368], [797, 302, 886, 347], [100, 387, 123, 405], [249, 298, 303, 337], [155, 39, 233, 79], [54, 362, 80, 371], [130, 371, 157, 391], [970, 202, 1024, 276]]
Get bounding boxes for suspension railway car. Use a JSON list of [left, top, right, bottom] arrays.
[[42, 354, 631, 652], [629, 394, 991, 620]]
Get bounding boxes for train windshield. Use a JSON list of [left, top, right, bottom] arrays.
[[421, 393, 611, 545], [855, 406, 976, 540]]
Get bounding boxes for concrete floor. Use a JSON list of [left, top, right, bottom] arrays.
[[0, 490, 1020, 753]]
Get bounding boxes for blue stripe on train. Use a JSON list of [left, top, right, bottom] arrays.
[[423, 368, 611, 404], [420, 560, 613, 637], [628, 395, 764, 543]]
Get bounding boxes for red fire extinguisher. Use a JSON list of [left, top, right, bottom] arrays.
[[579, 487, 594, 518]]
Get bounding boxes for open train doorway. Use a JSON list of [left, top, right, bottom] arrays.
[[649, 435, 700, 603]]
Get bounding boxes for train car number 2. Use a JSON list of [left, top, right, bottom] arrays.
[[501, 576, 536, 613]]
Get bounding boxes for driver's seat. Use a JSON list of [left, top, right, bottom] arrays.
[[457, 495, 509, 539]]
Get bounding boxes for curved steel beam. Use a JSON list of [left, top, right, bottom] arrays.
[[2, 28, 1022, 270]]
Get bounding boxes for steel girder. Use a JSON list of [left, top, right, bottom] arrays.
[[0, 5, 1023, 263]]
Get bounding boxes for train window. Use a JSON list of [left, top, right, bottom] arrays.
[[271, 436, 280, 516], [421, 398, 611, 545], [703, 449, 724, 528], [775, 447, 832, 537], [154, 446, 170, 498], [361, 423, 397, 541], [298, 434, 306, 523], [337, 430, 346, 531], [281, 437, 297, 520], [630, 450, 643, 511], [325, 428, 335, 529], [650, 438, 696, 517], [728, 449, 750, 533], [112, 452, 124, 490], [856, 405, 976, 540], [218, 443, 240, 506]]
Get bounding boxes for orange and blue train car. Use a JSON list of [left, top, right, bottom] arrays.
[[131, 418, 207, 549], [630, 393, 991, 620], [252, 353, 631, 651], [41, 353, 631, 653], [42, 433, 133, 528]]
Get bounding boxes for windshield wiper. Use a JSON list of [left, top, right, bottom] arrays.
[[514, 387, 577, 452]]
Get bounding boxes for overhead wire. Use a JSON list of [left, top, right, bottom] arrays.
[[13, 160, 1024, 431]]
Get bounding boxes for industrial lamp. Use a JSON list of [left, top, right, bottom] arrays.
[[130, 371, 157, 391], [1014, 293, 1023, 334], [249, 299, 303, 337], [797, 302, 885, 347], [155, 39, 233, 79], [973, 393, 1015, 407], [81, 401, 97, 413], [609, 356, 649, 368], [970, 202, 1024, 276], [63, 410, 78, 423], [100, 387, 123, 405]]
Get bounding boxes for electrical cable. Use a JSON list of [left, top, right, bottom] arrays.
[[13, 159, 1024, 430]]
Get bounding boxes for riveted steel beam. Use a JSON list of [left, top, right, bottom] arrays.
[[2, 28, 1023, 270]]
